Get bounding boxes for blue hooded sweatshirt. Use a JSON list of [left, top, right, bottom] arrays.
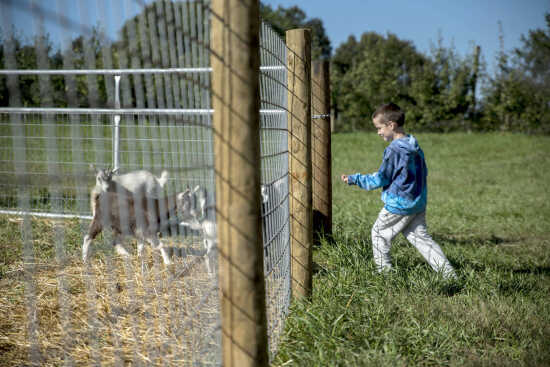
[[347, 135, 427, 215]]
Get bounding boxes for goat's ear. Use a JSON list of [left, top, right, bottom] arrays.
[[112, 168, 119, 175], [192, 185, 200, 194]]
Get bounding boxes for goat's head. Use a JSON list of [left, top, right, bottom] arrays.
[[94, 167, 119, 191], [177, 185, 208, 221], [177, 188, 193, 220]]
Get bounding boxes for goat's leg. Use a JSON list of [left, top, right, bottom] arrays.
[[113, 233, 130, 258], [82, 218, 102, 262], [137, 241, 145, 257], [82, 235, 93, 262], [147, 234, 173, 265], [205, 255, 211, 275], [204, 238, 212, 274]]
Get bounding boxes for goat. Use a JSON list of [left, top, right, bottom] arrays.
[[94, 166, 169, 198], [82, 180, 191, 265], [93, 166, 172, 255], [260, 177, 287, 207], [260, 177, 288, 274], [179, 186, 218, 274]]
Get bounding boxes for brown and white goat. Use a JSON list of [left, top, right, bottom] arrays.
[[82, 183, 191, 265]]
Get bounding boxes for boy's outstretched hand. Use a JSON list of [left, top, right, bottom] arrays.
[[341, 174, 349, 184]]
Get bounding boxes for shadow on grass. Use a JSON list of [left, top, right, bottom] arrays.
[[512, 266, 550, 276], [313, 231, 336, 248], [432, 233, 519, 247], [439, 281, 464, 297], [312, 261, 330, 277]]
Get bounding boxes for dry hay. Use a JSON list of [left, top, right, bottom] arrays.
[[0, 218, 221, 367]]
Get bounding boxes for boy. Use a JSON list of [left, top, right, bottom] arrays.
[[341, 103, 456, 278]]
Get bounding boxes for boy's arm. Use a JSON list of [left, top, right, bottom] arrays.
[[346, 150, 395, 191]]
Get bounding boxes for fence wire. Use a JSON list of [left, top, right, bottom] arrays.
[[0, 1, 220, 366], [259, 21, 291, 357], [1, 0, 295, 365]]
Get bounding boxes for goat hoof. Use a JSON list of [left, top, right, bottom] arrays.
[[115, 244, 130, 257], [137, 244, 145, 257]]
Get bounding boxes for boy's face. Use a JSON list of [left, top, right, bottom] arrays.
[[373, 116, 395, 142]]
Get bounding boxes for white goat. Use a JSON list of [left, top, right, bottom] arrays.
[[260, 178, 288, 273], [82, 175, 190, 265], [94, 167, 169, 198], [260, 178, 287, 207], [179, 186, 218, 274]]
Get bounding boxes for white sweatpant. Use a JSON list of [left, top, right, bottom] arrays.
[[371, 208, 456, 278]]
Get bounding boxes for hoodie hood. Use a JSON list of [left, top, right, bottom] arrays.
[[389, 134, 420, 155]]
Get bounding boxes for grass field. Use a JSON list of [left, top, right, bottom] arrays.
[[1, 131, 549, 366], [273, 132, 550, 366]]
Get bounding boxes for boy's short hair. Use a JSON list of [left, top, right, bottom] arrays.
[[372, 102, 405, 126]]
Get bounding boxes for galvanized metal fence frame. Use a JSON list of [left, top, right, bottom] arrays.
[[0, 0, 332, 365]]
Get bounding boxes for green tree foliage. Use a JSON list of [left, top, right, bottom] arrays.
[[259, 3, 331, 60], [331, 32, 478, 132], [0, 33, 63, 107], [481, 13, 550, 133], [0, 29, 108, 107]]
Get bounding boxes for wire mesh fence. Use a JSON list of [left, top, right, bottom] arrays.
[[259, 21, 291, 356], [0, 0, 301, 365], [1, 0, 220, 365]]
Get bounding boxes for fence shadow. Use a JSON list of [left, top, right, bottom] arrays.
[[312, 261, 330, 277], [511, 266, 550, 276], [432, 233, 519, 247]]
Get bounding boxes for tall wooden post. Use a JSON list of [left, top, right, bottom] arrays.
[[210, 0, 268, 366], [286, 29, 313, 299], [312, 60, 332, 239]]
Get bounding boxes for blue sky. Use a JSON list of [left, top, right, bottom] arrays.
[[263, 0, 550, 76], [4, 0, 549, 77]]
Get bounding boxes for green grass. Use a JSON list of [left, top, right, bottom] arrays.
[[273, 132, 550, 366]]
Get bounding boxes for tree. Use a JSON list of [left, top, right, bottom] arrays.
[[481, 13, 550, 133], [331, 32, 484, 130], [259, 3, 331, 60], [330, 30, 481, 132], [0, 32, 65, 107]]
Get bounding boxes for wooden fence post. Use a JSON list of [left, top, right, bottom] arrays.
[[286, 29, 313, 299], [312, 60, 332, 240], [210, 0, 269, 366]]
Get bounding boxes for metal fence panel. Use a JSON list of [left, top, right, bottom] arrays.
[[259, 21, 291, 357], [1, 1, 221, 365], [0, 0, 294, 364]]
